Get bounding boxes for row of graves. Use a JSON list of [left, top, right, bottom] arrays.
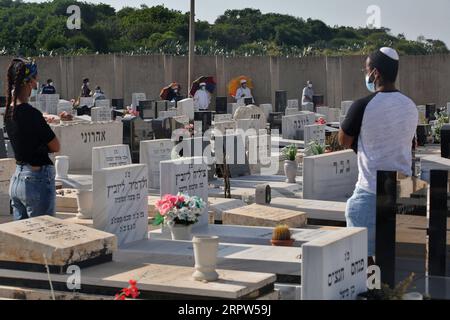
[[0, 92, 448, 300]]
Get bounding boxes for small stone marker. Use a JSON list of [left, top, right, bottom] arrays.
[[92, 144, 131, 172], [93, 164, 148, 247], [222, 204, 307, 228], [0, 216, 117, 273], [255, 184, 271, 205]]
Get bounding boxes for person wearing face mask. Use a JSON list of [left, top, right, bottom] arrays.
[[165, 83, 183, 103], [41, 79, 56, 94], [234, 79, 254, 105], [302, 80, 314, 104], [338, 47, 418, 265], [193, 82, 211, 110], [4, 58, 61, 220], [80, 78, 91, 98]]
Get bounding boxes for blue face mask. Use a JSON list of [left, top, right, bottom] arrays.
[[365, 70, 376, 93]]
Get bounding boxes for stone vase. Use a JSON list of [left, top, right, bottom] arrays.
[[192, 236, 220, 282], [284, 160, 297, 183], [55, 156, 69, 180], [76, 189, 93, 219], [169, 224, 193, 241]]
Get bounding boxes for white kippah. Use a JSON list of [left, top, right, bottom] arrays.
[[380, 47, 399, 61]]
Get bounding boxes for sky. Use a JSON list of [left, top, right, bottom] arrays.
[[26, 0, 450, 46]]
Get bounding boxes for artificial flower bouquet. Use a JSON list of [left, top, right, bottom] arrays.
[[153, 193, 206, 227]]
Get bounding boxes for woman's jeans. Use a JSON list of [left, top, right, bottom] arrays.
[[9, 164, 56, 220], [345, 187, 376, 257]]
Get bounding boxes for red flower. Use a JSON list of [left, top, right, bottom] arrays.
[[114, 293, 126, 300]]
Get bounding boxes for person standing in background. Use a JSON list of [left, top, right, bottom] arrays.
[[41, 79, 56, 94], [4, 58, 60, 220], [234, 79, 254, 105], [302, 80, 314, 104], [80, 78, 91, 98], [193, 82, 210, 110]]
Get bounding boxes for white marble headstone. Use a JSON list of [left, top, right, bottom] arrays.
[[287, 99, 299, 109], [160, 157, 209, 231], [79, 97, 94, 108], [304, 124, 326, 146], [285, 108, 303, 116], [92, 144, 131, 173], [214, 121, 237, 136], [259, 104, 273, 121], [140, 139, 175, 189], [282, 113, 316, 140], [95, 99, 111, 109], [38, 94, 60, 115], [57, 100, 73, 115], [158, 110, 177, 119], [132, 93, 146, 110], [177, 98, 195, 120], [91, 106, 112, 122], [214, 114, 233, 123], [302, 102, 314, 112], [93, 164, 148, 247], [303, 150, 358, 201], [302, 228, 368, 300]]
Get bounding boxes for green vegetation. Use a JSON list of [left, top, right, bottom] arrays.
[[0, 1, 447, 57]]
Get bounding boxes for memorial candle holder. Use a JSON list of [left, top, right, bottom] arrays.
[[192, 236, 220, 282]]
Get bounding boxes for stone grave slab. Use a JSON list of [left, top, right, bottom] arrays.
[[57, 100, 73, 115], [223, 204, 307, 228], [285, 108, 303, 116], [214, 134, 251, 178], [90, 106, 112, 122], [303, 150, 358, 201], [420, 155, 450, 182], [177, 98, 195, 120], [94, 99, 111, 109], [259, 104, 272, 121], [79, 97, 94, 108], [301, 228, 367, 300], [158, 110, 177, 119], [213, 120, 236, 136], [0, 216, 117, 273], [93, 164, 148, 247], [51, 121, 123, 171], [92, 144, 131, 172], [38, 94, 59, 115], [288, 99, 299, 109], [227, 103, 240, 116], [282, 113, 316, 140], [246, 134, 272, 175], [0, 159, 15, 216], [301, 102, 314, 112], [140, 139, 175, 189], [208, 197, 247, 223], [233, 105, 266, 130], [214, 114, 233, 123]]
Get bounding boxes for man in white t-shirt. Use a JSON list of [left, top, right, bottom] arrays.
[[338, 47, 418, 263]]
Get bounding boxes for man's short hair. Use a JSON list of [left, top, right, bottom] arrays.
[[369, 47, 399, 83], [47, 79, 52, 84], [83, 78, 89, 83]]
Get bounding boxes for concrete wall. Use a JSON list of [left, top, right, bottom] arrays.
[[1, 53, 449, 107]]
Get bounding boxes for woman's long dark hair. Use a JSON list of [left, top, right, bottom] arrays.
[[5, 59, 28, 121]]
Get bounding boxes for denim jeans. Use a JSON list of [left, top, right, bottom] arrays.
[[345, 187, 376, 257], [9, 164, 56, 220]]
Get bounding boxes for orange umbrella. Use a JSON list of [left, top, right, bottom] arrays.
[[228, 76, 253, 97]]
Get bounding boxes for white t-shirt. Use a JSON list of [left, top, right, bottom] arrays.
[[341, 91, 418, 194]]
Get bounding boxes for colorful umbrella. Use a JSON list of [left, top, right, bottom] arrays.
[[190, 76, 216, 97], [228, 76, 253, 98], [160, 82, 181, 100]]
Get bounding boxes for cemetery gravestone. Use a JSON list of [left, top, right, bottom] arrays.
[[213, 121, 237, 136], [227, 103, 240, 116], [90, 106, 112, 122], [160, 157, 209, 231], [287, 99, 299, 109], [426, 103, 436, 121], [304, 124, 326, 146], [285, 108, 303, 116], [95, 99, 111, 109], [0, 158, 15, 216], [138, 100, 156, 120], [140, 139, 175, 189], [51, 121, 123, 171], [233, 105, 267, 131], [215, 97, 228, 114], [275, 91, 288, 114], [177, 98, 195, 120], [259, 104, 273, 121], [303, 150, 358, 201], [417, 106, 427, 124], [316, 107, 330, 121], [247, 134, 272, 175], [301, 228, 368, 300], [328, 108, 341, 123], [0, 216, 117, 273], [420, 155, 450, 182], [38, 94, 60, 115], [156, 101, 168, 118], [57, 100, 73, 115], [92, 144, 132, 172], [194, 111, 214, 133], [93, 164, 148, 247], [215, 134, 251, 178], [112, 99, 124, 109], [282, 113, 316, 140], [158, 110, 177, 119], [131, 93, 146, 110], [79, 97, 94, 108]]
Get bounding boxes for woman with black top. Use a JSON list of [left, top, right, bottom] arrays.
[[4, 58, 60, 220]]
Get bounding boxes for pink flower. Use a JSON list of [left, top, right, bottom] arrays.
[[177, 195, 185, 203], [159, 203, 172, 216], [167, 195, 179, 206]]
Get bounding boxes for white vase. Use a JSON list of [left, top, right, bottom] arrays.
[[192, 236, 220, 282], [170, 224, 193, 241], [55, 156, 69, 179], [76, 189, 93, 219], [284, 160, 297, 183]]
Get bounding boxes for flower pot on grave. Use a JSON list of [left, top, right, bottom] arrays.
[[55, 156, 69, 180], [284, 160, 297, 183], [169, 224, 193, 241], [271, 239, 295, 247], [76, 189, 93, 219], [192, 236, 220, 282]]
